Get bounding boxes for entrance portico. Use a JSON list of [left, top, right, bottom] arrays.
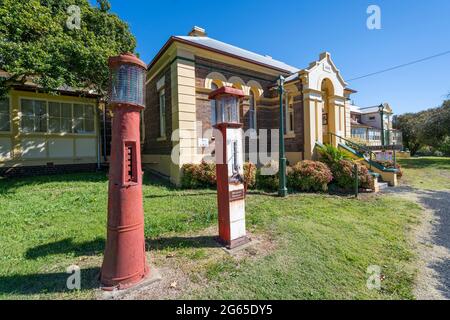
[[297, 52, 348, 159]]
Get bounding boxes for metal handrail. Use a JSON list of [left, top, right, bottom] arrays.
[[324, 132, 399, 175], [328, 132, 377, 171]]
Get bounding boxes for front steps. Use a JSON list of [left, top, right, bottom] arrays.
[[378, 181, 389, 190]]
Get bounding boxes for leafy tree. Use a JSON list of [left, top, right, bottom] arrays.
[[421, 100, 450, 153], [393, 112, 427, 156], [394, 100, 450, 156], [0, 0, 136, 97]]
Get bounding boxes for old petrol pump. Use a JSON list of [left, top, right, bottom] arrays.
[[100, 53, 150, 290], [209, 87, 250, 249]]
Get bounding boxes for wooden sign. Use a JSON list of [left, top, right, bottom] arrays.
[[229, 189, 245, 202]]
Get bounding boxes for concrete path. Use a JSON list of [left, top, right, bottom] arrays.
[[384, 186, 450, 300]]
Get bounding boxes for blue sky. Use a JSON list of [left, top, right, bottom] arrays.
[[96, 0, 450, 114]]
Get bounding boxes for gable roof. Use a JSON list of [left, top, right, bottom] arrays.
[[148, 36, 299, 74]]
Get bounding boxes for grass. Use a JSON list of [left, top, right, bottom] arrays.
[[0, 172, 422, 300], [398, 157, 450, 191]]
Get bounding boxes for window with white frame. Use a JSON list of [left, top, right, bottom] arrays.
[[248, 90, 257, 130], [73, 104, 95, 134], [0, 97, 10, 132], [48, 102, 73, 133], [159, 89, 166, 138], [210, 83, 219, 126], [285, 94, 294, 134], [21, 99, 47, 133], [20, 99, 95, 134]]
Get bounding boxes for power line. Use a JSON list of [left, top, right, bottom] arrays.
[[347, 50, 450, 82]]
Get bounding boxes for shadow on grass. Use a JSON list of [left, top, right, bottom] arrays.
[[147, 235, 220, 251], [0, 268, 100, 295], [25, 238, 105, 260]]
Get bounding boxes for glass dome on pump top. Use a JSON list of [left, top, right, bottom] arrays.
[[210, 87, 244, 124], [109, 53, 146, 108], [209, 86, 245, 183]]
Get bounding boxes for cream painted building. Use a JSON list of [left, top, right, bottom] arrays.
[[0, 77, 104, 177], [143, 27, 359, 185]]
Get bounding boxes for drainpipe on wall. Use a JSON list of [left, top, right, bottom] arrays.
[[102, 100, 107, 163], [96, 99, 101, 170]]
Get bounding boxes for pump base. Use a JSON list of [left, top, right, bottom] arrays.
[[100, 265, 150, 292], [99, 267, 161, 300], [216, 236, 251, 250]]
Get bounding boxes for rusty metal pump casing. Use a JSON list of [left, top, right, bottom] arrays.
[[100, 53, 149, 290]]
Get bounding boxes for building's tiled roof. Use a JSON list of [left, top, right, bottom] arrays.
[[174, 36, 300, 74]]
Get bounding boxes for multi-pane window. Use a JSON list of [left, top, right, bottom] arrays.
[[20, 99, 95, 134], [248, 91, 256, 130], [210, 83, 219, 126], [0, 97, 10, 132], [159, 89, 166, 137], [285, 95, 294, 134], [21, 99, 47, 133], [74, 104, 95, 134], [48, 102, 73, 133]]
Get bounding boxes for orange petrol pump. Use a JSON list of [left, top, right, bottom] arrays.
[[100, 53, 150, 290], [209, 87, 250, 249]]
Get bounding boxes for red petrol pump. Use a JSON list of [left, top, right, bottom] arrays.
[[209, 87, 250, 249], [100, 53, 150, 290]]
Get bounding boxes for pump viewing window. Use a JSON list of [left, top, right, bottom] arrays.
[[124, 141, 138, 184]]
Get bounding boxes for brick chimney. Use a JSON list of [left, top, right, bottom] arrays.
[[188, 26, 207, 37]]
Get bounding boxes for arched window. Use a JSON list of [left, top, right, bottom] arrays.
[[210, 82, 219, 126], [248, 91, 256, 130]]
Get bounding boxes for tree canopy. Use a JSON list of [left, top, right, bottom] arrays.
[[0, 0, 136, 97], [394, 100, 450, 156]]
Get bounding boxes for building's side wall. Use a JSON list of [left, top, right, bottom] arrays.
[[143, 49, 198, 185], [0, 89, 100, 177], [361, 112, 382, 129], [194, 57, 304, 166], [285, 81, 304, 164], [142, 64, 174, 177]]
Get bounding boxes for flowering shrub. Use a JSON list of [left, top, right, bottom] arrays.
[[181, 161, 216, 189], [287, 161, 333, 192], [181, 161, 257, 189], [243, 162, 257, 190], [329, 159, 373, 190]]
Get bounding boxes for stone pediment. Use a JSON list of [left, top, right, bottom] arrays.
[[301, 52, 347, 97]]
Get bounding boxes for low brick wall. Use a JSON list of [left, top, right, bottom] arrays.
[[0, 163, 98, 178]]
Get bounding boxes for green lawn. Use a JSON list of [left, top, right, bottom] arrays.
[[398, 157, 450, 191], [0, 172, 421, 300]]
